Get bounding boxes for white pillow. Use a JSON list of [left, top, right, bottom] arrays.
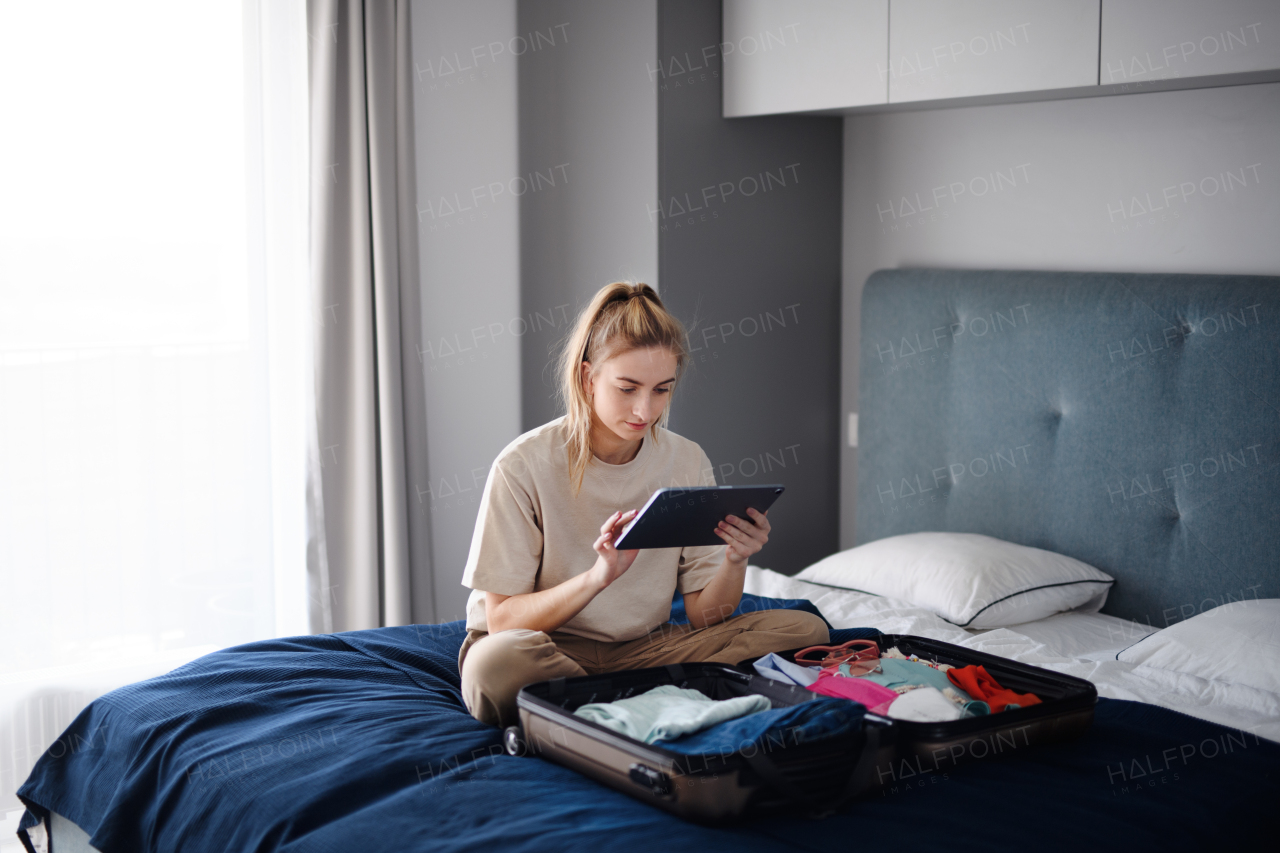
[[1116, 599, 1280, 694], [794, 532, 1114, 629]]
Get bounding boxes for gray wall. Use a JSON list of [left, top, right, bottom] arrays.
[[841, 81, 1280, 550], [659, 0, 844, 575], [518, 0, 659, 425], [411, 0, 522, 623], [411, 0, 658, 622]]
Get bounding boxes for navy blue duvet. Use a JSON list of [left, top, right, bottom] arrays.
[[17, 594, 1280, 851]]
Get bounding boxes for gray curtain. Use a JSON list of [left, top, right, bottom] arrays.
[[306, 0, 431, 631]]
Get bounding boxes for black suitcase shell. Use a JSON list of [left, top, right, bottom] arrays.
[[829, 634, 1097, 794], [510, 632, 1097, 823]]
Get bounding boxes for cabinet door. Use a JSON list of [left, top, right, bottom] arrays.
[[888, 0, 1100, 103], [723, 0, 888, 117], [1101, 0, 1280, 85]]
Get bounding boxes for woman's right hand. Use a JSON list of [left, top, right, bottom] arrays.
[[487, 508, 639, 634], [588, 509, 640, 590]]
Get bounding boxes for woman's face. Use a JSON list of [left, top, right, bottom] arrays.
[[582, 346, 678, 441]]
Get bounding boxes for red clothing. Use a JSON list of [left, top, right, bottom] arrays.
[[946, 665, 1042, 713]]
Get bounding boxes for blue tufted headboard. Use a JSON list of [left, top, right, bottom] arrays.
[[856, 268, 1280, 627]]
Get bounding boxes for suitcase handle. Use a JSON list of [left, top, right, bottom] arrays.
[[628, 763, 673, 797], [742, 723, 883, 817]]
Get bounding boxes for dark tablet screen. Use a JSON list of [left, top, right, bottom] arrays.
[[612, 485, 785, 550]]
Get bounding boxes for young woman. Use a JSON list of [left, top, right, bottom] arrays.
[[457, 282, 829, 728]]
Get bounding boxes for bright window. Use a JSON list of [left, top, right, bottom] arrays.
[[0, 0, 309, 822]]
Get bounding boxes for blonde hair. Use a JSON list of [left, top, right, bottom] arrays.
[[554, 281, 690, 496]]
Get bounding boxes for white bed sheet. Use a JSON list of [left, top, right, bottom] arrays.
[[745, 566, 1280, 744]]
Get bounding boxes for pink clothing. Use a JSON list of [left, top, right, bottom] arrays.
[[806, 669, 898, 715]]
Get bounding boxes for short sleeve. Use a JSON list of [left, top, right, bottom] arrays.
[[676, 448, 726, 593], [460, 458, 543, 596]]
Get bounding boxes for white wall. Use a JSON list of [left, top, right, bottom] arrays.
[[411, 0, 521, 623], [840, 81, 1280, 548]]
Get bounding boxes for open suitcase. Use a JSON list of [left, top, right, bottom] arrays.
[[505, 631, 1097, 823]]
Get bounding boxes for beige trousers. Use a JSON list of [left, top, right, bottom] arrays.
[[457, 608, 830, 729]]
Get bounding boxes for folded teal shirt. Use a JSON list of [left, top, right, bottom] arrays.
[[573, 685, 771, 744], [840, 658, 962, 695]]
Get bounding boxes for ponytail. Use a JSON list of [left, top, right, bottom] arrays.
[[554, 282, 690, 496]]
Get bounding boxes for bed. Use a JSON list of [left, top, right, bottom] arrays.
[[17, 268, 1280, 851]]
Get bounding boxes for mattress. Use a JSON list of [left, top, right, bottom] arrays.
[[17, 591, 1280, 851]]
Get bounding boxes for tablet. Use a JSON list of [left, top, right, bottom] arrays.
[[612, 485, 785, 550]]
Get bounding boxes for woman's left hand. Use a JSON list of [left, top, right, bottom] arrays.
[[715, 507, 770, 565]]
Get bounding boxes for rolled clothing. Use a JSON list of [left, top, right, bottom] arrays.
[[753, 652, 823, 686], [574, 685, 771, 744], [947, 664, 1042, 713], [807, 669, 898, 715], [886, 687, 965, 722]]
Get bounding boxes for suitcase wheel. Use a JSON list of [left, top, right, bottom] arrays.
[[503, 725, 528, 757]]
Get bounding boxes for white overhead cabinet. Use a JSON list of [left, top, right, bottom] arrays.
[[887, 0, 1100, 103], [1100, 0, 1280, 85], [722, 0, 888, 117], [720, 0, 1280, 115]]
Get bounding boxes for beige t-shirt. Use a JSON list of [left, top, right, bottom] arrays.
[[460, 416, 727, 642]]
